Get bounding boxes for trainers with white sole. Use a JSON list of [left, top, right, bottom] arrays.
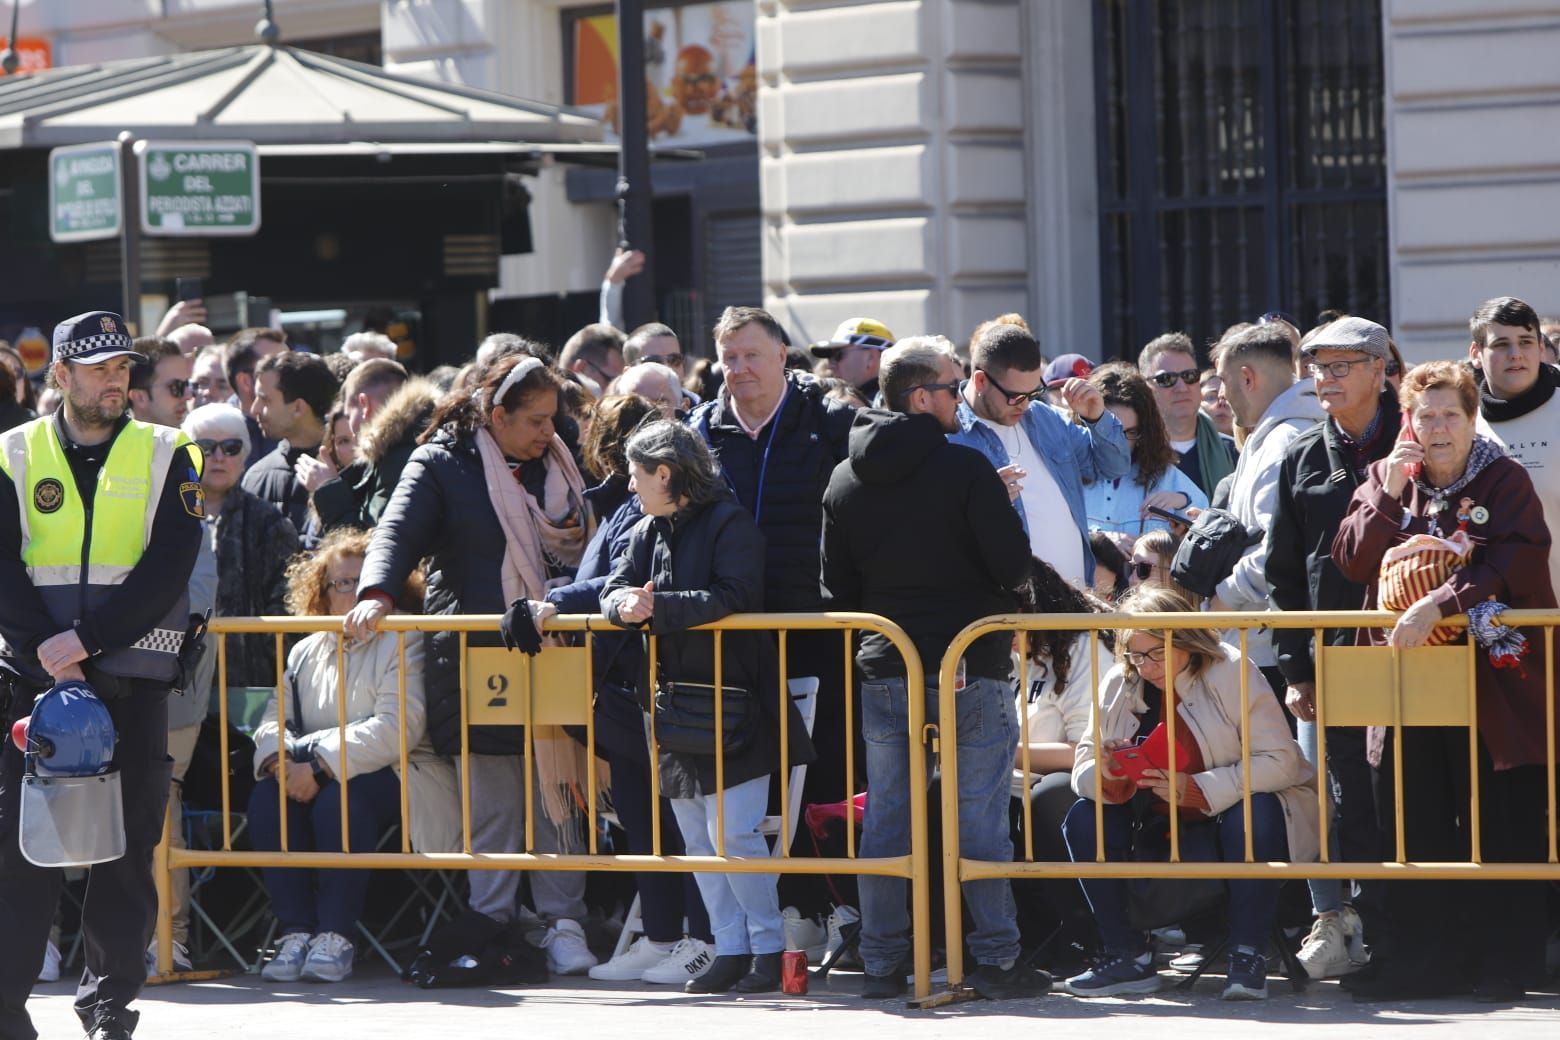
[[642, 938, 713, 984], [300, 931, 355, 983], [589, 936, 674, 981], [261, 932, 313, 983], [782, 907, 829, 964], [36, 941, 61, 983], [146, 938, 193, 975], [1296, 907, 1368, 980], [543, 919, 598, 976], [824, 905, 862, 969]]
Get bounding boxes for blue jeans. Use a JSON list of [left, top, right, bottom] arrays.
[[669, 775, 784, 957], [858, 676, 1020, 975], [247, 766, 402, 936], [1062, 792, 1290, 954], [1296, 719, 1344, 914]]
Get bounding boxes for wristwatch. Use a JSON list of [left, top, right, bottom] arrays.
[[310, 758, 330, 788]]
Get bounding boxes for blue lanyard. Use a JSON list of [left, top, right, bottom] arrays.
[[704, 384, 788, 524]]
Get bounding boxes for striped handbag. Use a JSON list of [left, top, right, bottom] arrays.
[[1377, 530, 1472, 645]]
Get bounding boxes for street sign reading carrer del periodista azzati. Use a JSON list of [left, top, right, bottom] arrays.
[[136, 140, 261, 236]]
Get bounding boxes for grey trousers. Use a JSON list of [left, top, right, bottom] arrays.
[[457, 754, 588, 924]]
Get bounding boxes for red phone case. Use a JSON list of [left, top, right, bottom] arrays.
[[1110, 746, 1155, 782]]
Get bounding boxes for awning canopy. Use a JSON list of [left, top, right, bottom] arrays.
[[0, 43, 606, 153]]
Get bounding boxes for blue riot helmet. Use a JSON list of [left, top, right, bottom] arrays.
[[25, 680, 116, 776]]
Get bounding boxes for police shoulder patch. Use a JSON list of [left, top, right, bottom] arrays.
[[179, 480, 205, 519], [33, 477, 64, 514]]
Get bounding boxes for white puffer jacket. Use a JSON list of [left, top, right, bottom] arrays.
[[251, 630, 461, 854], [1072, 643, 1319, 863]]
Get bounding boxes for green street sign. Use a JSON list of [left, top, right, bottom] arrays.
[[137, 140, 261, 236], [49, 143, 121, 243]]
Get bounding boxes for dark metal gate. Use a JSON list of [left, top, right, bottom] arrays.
[[1094, 0, 1389, 359]]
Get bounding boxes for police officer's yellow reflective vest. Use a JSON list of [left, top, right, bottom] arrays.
[[1, 416, 201, 681]]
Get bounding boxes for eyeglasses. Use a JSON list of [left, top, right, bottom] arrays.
[[1149, 370, 1200, 388], [907, 380, 961, 399], [1130, 559, 1158, 580], [1121, 426, 1141, 442], [978, 368, 1044, 407], [1305, 356, 1377, 380], [1385, 359, 1401, 378], [639, 353, 684, 368], [161, 378, 191, 397], [324, 576, 361, 594], [1123, 645, 1168, 666], [196, 438, 244, 458]]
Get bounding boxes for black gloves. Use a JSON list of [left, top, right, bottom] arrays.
[[500, 598, 543, 656]]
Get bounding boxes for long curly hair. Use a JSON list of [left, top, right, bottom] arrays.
[[1016, 556, 1113, 689], [1088, 361, 1177, 489], [285, 527, 424, 617], [582, 393, 658, 481]]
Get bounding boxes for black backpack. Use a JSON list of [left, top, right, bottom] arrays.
[[1170, 508, 1263, 598], [403, 910, 549, 989]]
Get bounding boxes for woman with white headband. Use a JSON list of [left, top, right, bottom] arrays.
[[345, 354, 602, 979]]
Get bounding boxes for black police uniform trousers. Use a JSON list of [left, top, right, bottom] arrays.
[[0, 680, 172, 1040]]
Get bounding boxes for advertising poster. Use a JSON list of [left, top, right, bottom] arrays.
[[572, 1, 756, 148]]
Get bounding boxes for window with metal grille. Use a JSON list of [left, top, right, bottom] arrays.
[[1095, 0, 1388, 359]]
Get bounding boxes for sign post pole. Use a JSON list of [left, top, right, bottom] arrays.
[[118, 131, 142, 330], [615, 0, 657, 327]]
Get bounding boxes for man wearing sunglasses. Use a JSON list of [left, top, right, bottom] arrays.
[[948, 323, 1129, 587], [822, 337, 1044, 1001], [809, 318, 895, 403], [128, 338, 193, 430], [1138, 333, 1236, 499]]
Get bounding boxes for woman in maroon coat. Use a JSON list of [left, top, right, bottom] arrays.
[[1332, 360, 1555, 1003]]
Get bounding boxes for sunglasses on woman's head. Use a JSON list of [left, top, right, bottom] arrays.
[[196, 438, 244, 458]]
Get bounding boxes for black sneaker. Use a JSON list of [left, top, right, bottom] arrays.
[[969, 961, 1052, 1001], [685, 954, 752, 994], [860, 970, 907, 1000], [734, 953, 781, 993], [85, 1008, 138, 1040]]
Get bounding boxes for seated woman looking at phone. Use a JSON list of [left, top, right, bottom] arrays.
[[1061, 584, 1317, 1002]]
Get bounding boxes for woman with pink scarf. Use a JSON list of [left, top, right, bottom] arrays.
[[347, 355, 602, 979]]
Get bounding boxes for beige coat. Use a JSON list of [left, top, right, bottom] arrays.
[[251, 630, 461, 854], [1072, 643, 1319, 863]]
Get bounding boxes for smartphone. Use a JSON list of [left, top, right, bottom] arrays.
[[175, 276, 203, 302], [1147, 504, 1196, 529], [1110, 746, 1156, 783], [1398, 411, 1420, 480]]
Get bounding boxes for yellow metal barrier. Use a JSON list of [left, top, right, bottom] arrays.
[[154, 612, 935, 999], [935, 608, 1560, 991]]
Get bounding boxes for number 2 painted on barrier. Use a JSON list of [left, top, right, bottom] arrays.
[[487, 673, 509, 708]]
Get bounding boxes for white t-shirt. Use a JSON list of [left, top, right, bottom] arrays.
[[1169, 437, 1197, 455], [974, 415, 1086, 584], [1478, 402, 1560, 602]]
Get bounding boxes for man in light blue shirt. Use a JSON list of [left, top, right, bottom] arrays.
[[948, 324, 1130, 584]]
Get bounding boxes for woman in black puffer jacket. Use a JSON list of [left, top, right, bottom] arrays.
[[602, 419, 814, 997], [346, 355, 602, 974]]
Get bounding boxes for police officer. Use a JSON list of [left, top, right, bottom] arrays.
[[0, 312, 204, 1040]]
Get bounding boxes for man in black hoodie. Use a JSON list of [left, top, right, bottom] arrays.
[[821, 335, 1043, 1002]]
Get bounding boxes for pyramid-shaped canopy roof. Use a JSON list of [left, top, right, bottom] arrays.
[[0, 44, 604, 151]]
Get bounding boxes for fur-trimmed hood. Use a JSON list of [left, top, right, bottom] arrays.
[[360, 377, 440, 466]]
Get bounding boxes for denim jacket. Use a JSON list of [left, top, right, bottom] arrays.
[[947, 390, 1130, 582]]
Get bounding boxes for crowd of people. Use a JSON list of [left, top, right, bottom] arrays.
[[3, 287, 1560, 1039]]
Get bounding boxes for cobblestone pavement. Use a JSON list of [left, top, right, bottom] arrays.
[[28, 967, 1560, 1039]]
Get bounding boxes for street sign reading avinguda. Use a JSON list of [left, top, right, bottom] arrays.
[[137, 140, 261, 236], [49, 143, 121, 243]]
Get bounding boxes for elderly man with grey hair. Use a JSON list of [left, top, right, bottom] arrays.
[[821, 335, 1043, 1001], [614, 361, 683, 417]]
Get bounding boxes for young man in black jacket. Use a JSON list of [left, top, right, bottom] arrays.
[[821, 335, 1045, 1002], [1265, 316, 1398, 982]]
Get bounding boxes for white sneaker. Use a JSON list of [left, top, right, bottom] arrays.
[[37, 941, 61, 983], [824, 905, 862, 969], [542, 918, 598, 976], [145, 938, 193, 974], [261, 932, 313, 983], [300, 931, 355, 983], [1167, 944, 1205, 974], [641, 937, 713, 984], [1296, 907, 1367, 980], [588, 935, 673, 981], [782, 907, 829, 964]]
